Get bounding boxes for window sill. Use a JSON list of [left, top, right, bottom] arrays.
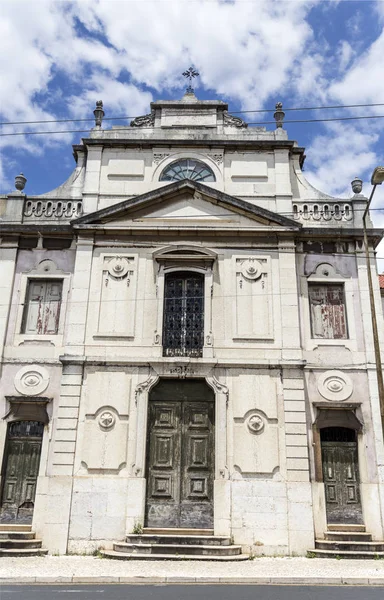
[[14, 334, 62, 347], [306, 338, 357, 352]]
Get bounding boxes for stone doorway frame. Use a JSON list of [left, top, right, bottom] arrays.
[[132, 368, 230, 535], [311, 403, 364, 535]]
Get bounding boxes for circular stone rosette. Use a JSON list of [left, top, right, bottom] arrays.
[[240, 259, 262, 280], [246, 413, 265, 434], [14, 365, 50, 396], [317, 370, 353, 401], [107, 257, 129, 278], [98, 411, 116, 430]]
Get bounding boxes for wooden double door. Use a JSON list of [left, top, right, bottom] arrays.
[[0, 421, 44, 524], [145, 380, 215, 529], [321, 427, 363, 524]]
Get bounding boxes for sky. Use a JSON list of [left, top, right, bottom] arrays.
[[1, 0, 383, 259]]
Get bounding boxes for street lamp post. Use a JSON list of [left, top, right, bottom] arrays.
[[363, 166, 384, 432]]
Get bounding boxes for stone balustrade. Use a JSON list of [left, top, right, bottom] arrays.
[[24, 199, 83, 220], [292, 202, 353, 223]]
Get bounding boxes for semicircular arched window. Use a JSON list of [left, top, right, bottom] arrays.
[[159, 159, 216, 183]]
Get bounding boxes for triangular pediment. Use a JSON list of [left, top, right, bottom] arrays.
[[72, 180, 300, 231]]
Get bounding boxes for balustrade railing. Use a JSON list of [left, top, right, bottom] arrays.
[[292, 202, 353, 223], [24, 199, 83, 220]]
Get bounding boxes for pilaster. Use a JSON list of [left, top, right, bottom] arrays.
[[0, 238, 18, 363]]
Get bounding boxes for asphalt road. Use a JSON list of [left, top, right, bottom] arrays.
[[1, 585, 383, 600]]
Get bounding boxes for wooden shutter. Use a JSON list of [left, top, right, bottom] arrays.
[[309, 284, 347, 339], [22, 280, 62, 334]]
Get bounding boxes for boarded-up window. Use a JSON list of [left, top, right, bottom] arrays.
[[21, 279, 63, 335], [308, 284, 347, 339]]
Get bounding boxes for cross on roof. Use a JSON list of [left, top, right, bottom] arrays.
[[182, 67, 199, 93]]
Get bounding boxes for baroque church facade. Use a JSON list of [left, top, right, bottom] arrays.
[[1, 90, 384, 557]]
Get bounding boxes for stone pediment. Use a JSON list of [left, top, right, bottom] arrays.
[[72, 180, 301, 231]]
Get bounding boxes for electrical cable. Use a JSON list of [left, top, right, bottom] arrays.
[[1, 102, 384, 127], [1, 113, 384, 137]]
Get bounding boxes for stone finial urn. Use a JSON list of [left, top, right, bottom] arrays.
[[274, 102, 285, 128], [351, 177, 363, 194], [93, 100, 105, 128], [15, 173, 27, 192]]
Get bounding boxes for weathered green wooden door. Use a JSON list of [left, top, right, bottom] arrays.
[[321, 427, 363, 524], [145, 380, 215, 528], [0, 421, 44, 524]]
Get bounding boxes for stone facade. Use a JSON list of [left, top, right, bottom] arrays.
[[1, 91, 384, 556]]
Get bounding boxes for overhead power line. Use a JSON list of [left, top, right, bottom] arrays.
[[1, 114, 384, 137], [0, 102, 383, 127]]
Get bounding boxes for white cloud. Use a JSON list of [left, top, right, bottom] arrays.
[[376, 0, 384, 22], [68, 75, 152, 119], [0, 0, 323, 185], [329, 30, 384, 110], [337, 40, 355, 71], [0, 0, 382, 210], [304, 122, 379, 197]]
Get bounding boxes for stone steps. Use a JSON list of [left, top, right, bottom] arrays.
[[0, 524, 32, 532], [327, 524, 366, 532], [0, 538, 43, 549], [143, 528, 214, 536], [0, 525, 47, 557], [308, 525, 384, 559], [0, 531, 36, 540], [315, 540, 384, 553], [0, 547, 48, 557], [309, 549, 384, 559], [114, 542, 242, 556], [104, 529, 247, 561], [125, 534, 231, 546], [324, 532, 372, 543], [102, 550, 249, 561]]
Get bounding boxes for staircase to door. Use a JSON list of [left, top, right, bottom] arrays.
[[309, 525, 384, 559], [0, 524, 47, 557], [102, 528, 248, 561]]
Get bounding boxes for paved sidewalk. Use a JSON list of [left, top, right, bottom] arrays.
[[1, 556, 384, 585]]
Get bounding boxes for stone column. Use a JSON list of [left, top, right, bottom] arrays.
[[0, 238, 18, 362], [125, 373, 159, 533], [274, 149, 292, 215], [33, 362, 83, 554], [65, 235, 94, 353], [208, 376, 231, 537], [283, 367, 314, 554], [356, 250, 384, 536], [82, 145, 103, 214], [278, 239, 301, 361], [35, 236, 94, 553]]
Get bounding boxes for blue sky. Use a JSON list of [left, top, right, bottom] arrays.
[[1, 0, 383, 240]]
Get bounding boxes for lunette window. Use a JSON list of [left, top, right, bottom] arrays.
[[308, 283, 348, 339], [21, 279, 63, 335], [159, 159, 215, 182]]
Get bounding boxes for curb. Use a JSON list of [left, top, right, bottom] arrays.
[[1, 576, 384, 585]]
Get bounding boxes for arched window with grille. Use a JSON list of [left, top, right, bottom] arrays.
[[163, 271, 204, 357]]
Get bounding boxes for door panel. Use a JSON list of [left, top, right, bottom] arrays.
[[0, 421, 43, 524], [146, 402, 181, 527], [322, 440, 363, 524], [180, 402, 214, 528], [146, 396, 214, 529]]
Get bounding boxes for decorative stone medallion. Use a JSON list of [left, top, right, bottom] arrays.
[[317, 370, 353, 401], [98, 411, 116, 430], [240, 259, 262, 281], [247, 413, 265, 434], [107, 256, 129, 278], [14, 365, 50, 396]]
